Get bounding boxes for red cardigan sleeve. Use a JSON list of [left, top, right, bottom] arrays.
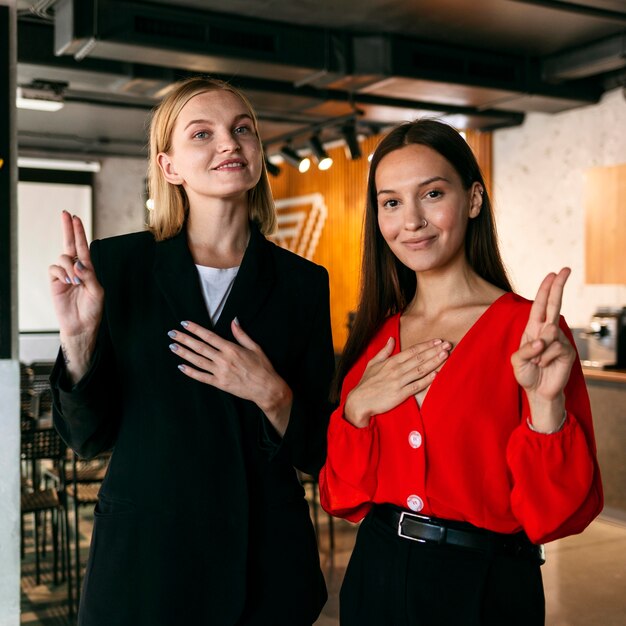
[[319, 342, 382, 522], [506, 320, 604, 544]]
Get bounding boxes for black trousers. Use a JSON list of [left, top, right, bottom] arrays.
[[340, 511, 545, 626]]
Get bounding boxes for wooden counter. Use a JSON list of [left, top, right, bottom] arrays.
[[582, 367, 626, 384]]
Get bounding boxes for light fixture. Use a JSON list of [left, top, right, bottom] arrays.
[[16, 81, 67, 112], [308, 135, 333, 171], [279, 145, 310, 173], [341, 123, 362, 161], [264, 156, 281, 177]]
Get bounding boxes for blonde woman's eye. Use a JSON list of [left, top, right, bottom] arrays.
[[234, 125, 251, 135], [193, 131, 209, 140]]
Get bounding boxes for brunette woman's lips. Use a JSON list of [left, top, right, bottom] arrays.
[[401, 236, 435, 249], [213, 158, 246, 170]]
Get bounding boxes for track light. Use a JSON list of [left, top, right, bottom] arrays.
[[341, 123, 362, 161], [264, 156, 281, 177], [308, 135, 333, 171], [279, 145, 310, 173]]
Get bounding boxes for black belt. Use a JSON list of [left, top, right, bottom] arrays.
[[372, 504, 545, 564]]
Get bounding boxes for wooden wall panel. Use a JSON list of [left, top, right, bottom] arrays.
[[269, 131, 493, 351], [585, 164, 626, 284]]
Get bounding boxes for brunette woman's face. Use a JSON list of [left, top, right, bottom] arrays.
[[157, 90, 262, 207], [375, 143, 483, 274]]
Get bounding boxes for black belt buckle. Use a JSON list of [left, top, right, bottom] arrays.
[[398, 511, 447, 544]]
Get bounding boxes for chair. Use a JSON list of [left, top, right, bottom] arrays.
[[24, 361, 55, 418], [66, 451, 110, 608], [298, 471, 335, 556], [20, 427, 73, 615]]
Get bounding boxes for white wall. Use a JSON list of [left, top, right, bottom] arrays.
[[94, 157, 147, 239], [493, 88, 626, 328]]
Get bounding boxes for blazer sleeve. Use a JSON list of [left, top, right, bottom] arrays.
[[278, 265, 336, 476], [50, 239, 123, 459], [506, 318, 604, 544]]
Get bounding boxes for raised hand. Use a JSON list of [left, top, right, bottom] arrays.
[[344, 337, 451, 428], [511, 268, 576, 432], [48, 211, 104, 382], [168, 318, 293, 435]]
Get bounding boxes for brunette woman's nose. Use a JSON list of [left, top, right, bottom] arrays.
[[404, 208, 426, 231]]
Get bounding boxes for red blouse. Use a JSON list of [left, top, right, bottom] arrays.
[[319, 292, 603, 544]]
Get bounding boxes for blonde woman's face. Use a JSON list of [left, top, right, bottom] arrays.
[[157, 90, 263, 207]]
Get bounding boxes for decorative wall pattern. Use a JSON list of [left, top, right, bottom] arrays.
[[271, 193, 328, 261], [494, 88, 626, 327]]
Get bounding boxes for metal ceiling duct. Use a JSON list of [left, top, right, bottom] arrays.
[[54, 0, 348, 86], [543, 33, 626, 81], [335, 34, 600, 114]]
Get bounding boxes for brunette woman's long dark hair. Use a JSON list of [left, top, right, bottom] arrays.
[[332, 119, 512, 401]]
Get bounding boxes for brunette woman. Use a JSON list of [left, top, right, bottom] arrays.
[[49, 77, 334, 626], [319, 119, 602, 626]]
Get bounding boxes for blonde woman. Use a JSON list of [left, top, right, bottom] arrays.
[[49, 77, 334, 626]]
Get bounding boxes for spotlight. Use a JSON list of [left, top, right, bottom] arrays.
[[264, 156, 281, 177], [308, 135, 333, 171], [341, 123, 362, 161], [279, 145, 310, 173]]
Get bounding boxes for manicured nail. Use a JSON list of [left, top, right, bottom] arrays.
[[167, 330, 177, 338], [73, 276, 82, 285], [442, 342, 452, 350], [75, 260, 85, 271], [178, 364, 186, 372], [439, 350, 448, 358], [180, 321, 189, 328], [433, 339, 442, 345], [169, 343, 178, 352], [65, 277, 71, 284], [233, 316, 240, 326]]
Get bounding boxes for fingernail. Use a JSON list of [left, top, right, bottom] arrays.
[[178, 364, 186, 372], [433, 339, 442, 345], [439, 350, 448, 358], [233, 316, 240, 326], [180, 321, 189, 328], [169, 343, 178, 352], [533, 340, 543, 349], [442, 342, 452, 350], [76, 260, 85, 271], [65, 277, 71, 284], [167, 330, 177, 338], [73, 276, 82, 285]]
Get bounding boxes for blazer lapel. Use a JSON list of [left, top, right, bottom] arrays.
[[214, 221, 276, 339], [153, 222, 276, 340], [153, 228, 214, 330]]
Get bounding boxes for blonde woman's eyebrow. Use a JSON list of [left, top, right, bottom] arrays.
[[184, 114, 253, 131]]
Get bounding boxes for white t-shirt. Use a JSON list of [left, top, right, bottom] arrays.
[[195, 265, 240, 324]]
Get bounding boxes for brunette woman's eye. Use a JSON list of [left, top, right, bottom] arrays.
[[382, 199, 399, 209], [425, 189, 443, 199]]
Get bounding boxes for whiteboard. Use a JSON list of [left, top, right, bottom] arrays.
[[18, 182, 92, 332]]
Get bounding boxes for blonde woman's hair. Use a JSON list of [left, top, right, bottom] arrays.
[[147, 76, 276, 241]]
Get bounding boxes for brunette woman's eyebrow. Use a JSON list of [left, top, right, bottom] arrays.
[[377, 175, 450, 196]]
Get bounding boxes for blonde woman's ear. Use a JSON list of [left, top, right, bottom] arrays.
[[157, 152, 183, 185]]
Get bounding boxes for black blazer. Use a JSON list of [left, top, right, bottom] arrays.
[[51, 222, 335, 626]]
